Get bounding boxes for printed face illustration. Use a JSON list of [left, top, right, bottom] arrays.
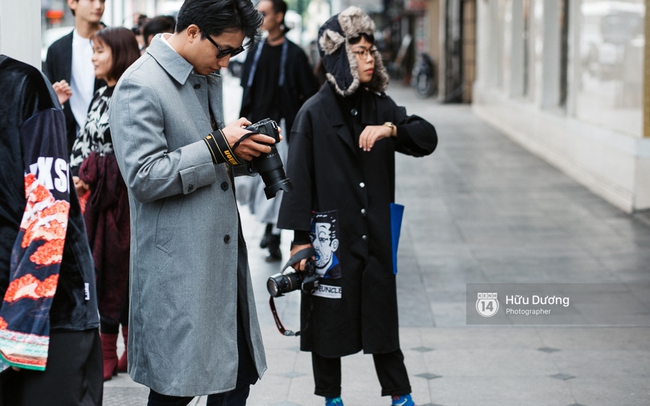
[[313, 222, 339, 269]]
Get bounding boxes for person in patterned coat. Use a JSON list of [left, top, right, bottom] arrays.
[[0, 54, 102, 406]]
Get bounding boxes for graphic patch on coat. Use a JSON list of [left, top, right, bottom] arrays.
[[311, 211, 341, 279], [312, 283, 342, 299]]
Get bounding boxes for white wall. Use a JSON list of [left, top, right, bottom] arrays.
[[473, 0, 650, 213], [0, 0, 41, 67]]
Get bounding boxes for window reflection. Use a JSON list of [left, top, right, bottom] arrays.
[[577, 0, 645, 137]]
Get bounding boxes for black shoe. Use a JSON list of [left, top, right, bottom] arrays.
[[265, 250, 282, 262], [265, 234, 282, 262], [259, 224, 273, 249]]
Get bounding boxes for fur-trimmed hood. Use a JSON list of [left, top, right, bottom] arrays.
[[318, 6, 389, 97]]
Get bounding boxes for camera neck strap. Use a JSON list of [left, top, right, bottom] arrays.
[[269, 295, 299, 336], [269, 247, 316, 337]]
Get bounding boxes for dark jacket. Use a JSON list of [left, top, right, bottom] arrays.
[[239, 39, 319, 139], [79, 151, 130, 322], [278, 84, 437, 357], [0, 55, 99, 368], [44, 30, 106, 153]]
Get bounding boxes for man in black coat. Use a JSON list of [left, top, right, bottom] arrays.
[[238, 0, 319, 262], [44, 0, 106, 153]]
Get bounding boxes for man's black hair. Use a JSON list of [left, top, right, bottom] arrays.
[[143, 15, 177, 47], [349, 33, 375, 45], [176, 0, 262, 48]]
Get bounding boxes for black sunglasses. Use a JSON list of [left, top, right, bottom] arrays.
[[198, 26, 245, 59]]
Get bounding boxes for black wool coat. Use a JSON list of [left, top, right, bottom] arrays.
[[278, 84, 438, 357], [239, 39, 319, 141]]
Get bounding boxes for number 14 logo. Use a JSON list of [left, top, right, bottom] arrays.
[[476, 292, 499, 317]]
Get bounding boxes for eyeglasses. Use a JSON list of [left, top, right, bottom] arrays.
[[198, 26, 245, 59], [351, 46, 377, 60]]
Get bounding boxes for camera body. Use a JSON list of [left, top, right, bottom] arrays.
[[246, 119, 293, 199], [267, 259, 319, 297], [246, 118, 280, 143]]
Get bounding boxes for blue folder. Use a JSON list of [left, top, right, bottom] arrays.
[[390, 203, 405, 275]]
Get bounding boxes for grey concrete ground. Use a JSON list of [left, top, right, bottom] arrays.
[[103, 75, 650, 405]]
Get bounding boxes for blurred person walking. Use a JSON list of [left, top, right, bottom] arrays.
[[63, 27, 141, 381], [0, 54, 102, 406], [109, 0, 269, 404], [238, 0, 319, 262], [142, 15, 177, 50], [277, 7, 438, 406], [45, 0, 107, 153]]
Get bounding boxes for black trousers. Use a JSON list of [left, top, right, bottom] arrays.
[[99, 292, 129, 334], [0, 329, 103, 406], [312, 349, 412, 398]]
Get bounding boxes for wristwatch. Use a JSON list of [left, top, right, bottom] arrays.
[[383, 122, 396, 136]]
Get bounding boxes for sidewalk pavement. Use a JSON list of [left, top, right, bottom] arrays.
[[103, 79, 650, 406]]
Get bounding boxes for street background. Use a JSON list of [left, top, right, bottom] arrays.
[[103, 71, 650, 406]]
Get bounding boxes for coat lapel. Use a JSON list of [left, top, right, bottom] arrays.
[[146, 34, 194, 86], [319, 85, 356, 153]]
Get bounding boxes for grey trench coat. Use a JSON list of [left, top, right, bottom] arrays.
[[109, 35, 266, 396]]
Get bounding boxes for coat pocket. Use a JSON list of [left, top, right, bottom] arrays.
[[155, 196, 183, 253]]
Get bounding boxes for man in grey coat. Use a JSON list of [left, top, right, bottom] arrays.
[[109, 0, 271, 404]]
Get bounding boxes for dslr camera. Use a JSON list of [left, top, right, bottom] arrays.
[[267, 258, 319, 297], [246, 118, 293, 199]]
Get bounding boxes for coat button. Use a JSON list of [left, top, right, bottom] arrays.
[[187, 184, 194, 192], [224, 235, 231, 243], [194, 84, 201, 89], [360, 208, 366, 216], [362, 235, 368, 241], [359, 182, 365, 188], [221, 182, 229, 191]]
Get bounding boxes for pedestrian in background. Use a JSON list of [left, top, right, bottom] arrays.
[[142, 15, 177, 49], [0, 54, 102, 406], [238, 0, 319, 262], [131, 12, 150, 51], [64, 26, 140, 381], [277, 6, 438, 406], [45, 0, 107, 153], [109, 0, 269, 404]]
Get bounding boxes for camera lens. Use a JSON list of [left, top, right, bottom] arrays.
[[267, 271, 302, 297], [267, 278, 281, 297], [254, 147, 293, 199], [246, 118, 292, 199]]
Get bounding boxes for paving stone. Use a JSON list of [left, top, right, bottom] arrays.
[[538, 347, 561, 353], [415, 373, 442, 380], [550, 373, 576, 381]]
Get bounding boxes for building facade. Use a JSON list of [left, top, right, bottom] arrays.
[[473, 0, 650, 212]]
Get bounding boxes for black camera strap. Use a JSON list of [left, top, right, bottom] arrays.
[[269, 248, 315, 337], [231, 131, 257, 152]]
